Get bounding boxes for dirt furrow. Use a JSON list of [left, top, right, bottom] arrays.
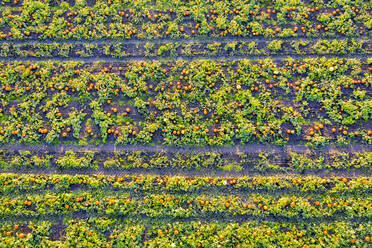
[[0, 35, 370, 45], [1, 167, 370, 178], [0, 54, 370, 62], [2, 185, 369, 198], [0, 213, 369, 225], [0, 143, 370, 154], [0, 54, 372, 63]]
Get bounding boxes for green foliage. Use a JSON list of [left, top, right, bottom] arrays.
[[56, 151, 97, 169]]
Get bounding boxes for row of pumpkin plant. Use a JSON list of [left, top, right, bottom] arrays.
[[0, 0, 370, 40], [0, 38, 369, 58], [1, 173, 370, 195], [0, 218, 370, 247], [1, 184, 371, 219], [0, 149, 370, 172], [0, 172, 370, 247], [0, 58, 370, 146]]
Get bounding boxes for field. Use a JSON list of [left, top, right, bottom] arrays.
[[0, 0, 371, 247]]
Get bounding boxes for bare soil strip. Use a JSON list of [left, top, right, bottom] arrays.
[[1, 36, 370, 45], [0, 213, 368, 225], [1, 167, 370, 178], [0, 54, 370, 62], [0, 143, 370, 154], [3, 184, 369, 198]]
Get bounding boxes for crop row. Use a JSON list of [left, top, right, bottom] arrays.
[[0, 218, 370, 248], [1, 188, 372, 220], [0, 38, 370, 58], [0, 149, 370, 172], [1, 173, 371, 195], [0, 58, 371, 146], [0, 0, 370, 40]]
